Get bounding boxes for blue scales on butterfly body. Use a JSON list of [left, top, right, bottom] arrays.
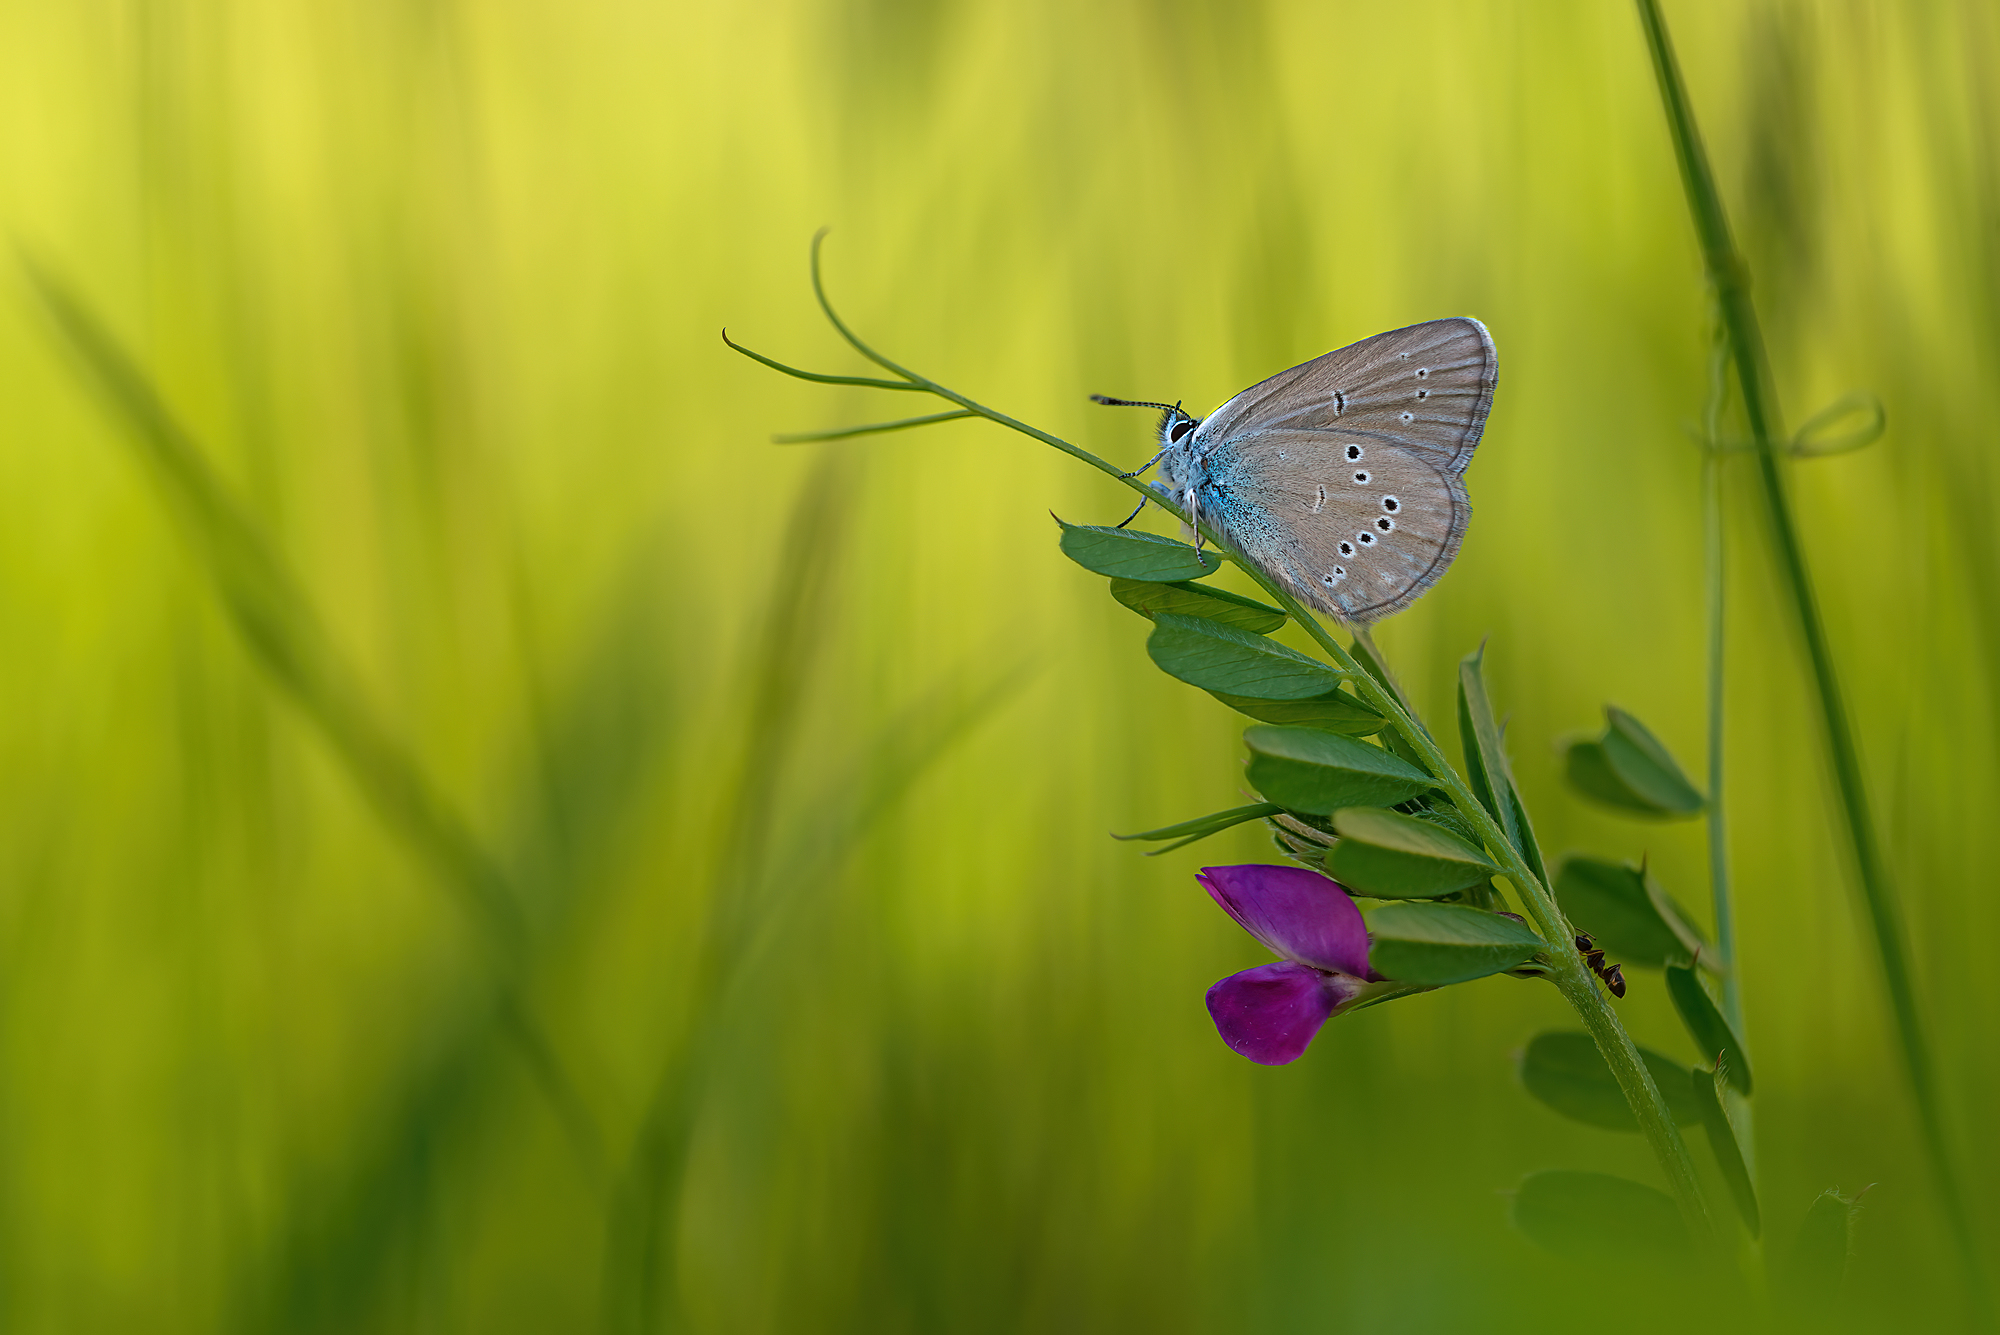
[[1105, 319, 1496, 625]]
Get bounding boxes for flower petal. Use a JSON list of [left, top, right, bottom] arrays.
[[1205, 961, 1360, 1065], [1197, 864, 1371, 976]]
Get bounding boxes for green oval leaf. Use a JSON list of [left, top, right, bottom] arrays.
[[1511, 1170, 1690, 1266], [1554, 857, 1705, 969], [1564, 738, 1661, 814], [1364, 901, 1545, 985], [1517, 1031, 1698, 1132], [1780, 1188, 1865, 1302], [1057, 521, 1221, 581], [1691, 1063, 1761, 1237], [1209, 688, 1383, 735], [1601, 707, 1705, 816], [1666, 964, 1751, 1094], [1109, 577, 1286, 633], [1325, 806, 1499, 898], [1242, 726, 1432, 814], [1147, 616, 1347, 700]]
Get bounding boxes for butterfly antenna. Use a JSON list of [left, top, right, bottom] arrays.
[[1090, 394, 1180, 413]]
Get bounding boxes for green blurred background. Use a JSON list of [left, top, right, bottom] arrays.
[[0, 0, 1995, 1330]]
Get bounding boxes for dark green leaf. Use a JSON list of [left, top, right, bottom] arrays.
[[1243, 726, 1432, 815], [1109, 578, 1286, 633], [1147, 616, 1347, 700], [1407, 803, 1483, 847], [1350, 632, 1432, 768], [1565, 739, 1666, 815], [1209, 688, 1383, 735], [1457, 646, 1548, 885], [1666, 964, 1751, 1093], [1517, 1031, 1698, 1132], [1554, 857, 1704, 968], [1365, 902, 1545, 985], [1601, 707, 1705, 816], [1692, 1064, 1761, 1237], [1111, 802, 1281, 855], [1057, 520, 1221, 581], [1779, 1188, 1865, 1301], [1325, 806, 1499, 898], [1511, 1171, 1690, 1266]]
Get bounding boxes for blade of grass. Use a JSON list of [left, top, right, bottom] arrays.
[[600, 453, 855, 1335], [604, 666, 1028, 1335], [241, 552, 678, 1333], [20, 259, 604, 1168], [773, 410, 975, 443], [1633, 1, 1984, 1315]]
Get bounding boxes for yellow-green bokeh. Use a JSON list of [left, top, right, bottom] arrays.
[[0, 0, 1994, 1330]]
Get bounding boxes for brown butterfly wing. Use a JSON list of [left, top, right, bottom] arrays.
[[1200, 429, 1469, 623], [1197, 318, 1496, 476]]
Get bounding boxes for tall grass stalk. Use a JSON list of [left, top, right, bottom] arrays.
[[1634, 0, 1985, 1316], [21, 264, 622, 1328], [738, 236, 1718, 1245], [1699, 336, 1739, 1032], [601, 462, 1025, 1332]]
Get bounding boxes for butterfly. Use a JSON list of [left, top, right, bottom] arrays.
[[1093, 319, 1496, 623]]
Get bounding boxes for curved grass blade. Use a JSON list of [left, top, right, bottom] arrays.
[[1113, 802, 1283, 854], [773, 410, 973, 443], [721, 328, 924, 389]]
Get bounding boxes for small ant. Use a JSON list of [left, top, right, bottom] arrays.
[[1574, 932, 1627, 999]]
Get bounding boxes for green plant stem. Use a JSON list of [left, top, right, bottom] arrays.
[[740, 235, 1715, 1244], [1635, 0, 1985, 1311], [1700, 338, 1741, 1032], [1276, 589, 1714, 1248]]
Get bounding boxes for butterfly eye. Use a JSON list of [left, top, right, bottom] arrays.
[[1169, 419, 1196, 442]]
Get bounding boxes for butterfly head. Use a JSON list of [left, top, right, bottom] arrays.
[[1089, 393, 1204, 491], [1156, 407, 1200, 446]]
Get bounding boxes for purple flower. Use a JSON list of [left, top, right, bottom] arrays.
[[1199, 864, 1383, 1065]]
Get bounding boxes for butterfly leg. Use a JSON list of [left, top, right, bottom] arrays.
[[1185, 488, 1205, 552], [1112, 495, 1149, 529], [1117, 446, 1168, 480]]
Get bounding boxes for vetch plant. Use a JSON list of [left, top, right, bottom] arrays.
[[725, 2, 1935, 1279], [729, 235, 1731, 1253], [727, 228, 1900, 1306]]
